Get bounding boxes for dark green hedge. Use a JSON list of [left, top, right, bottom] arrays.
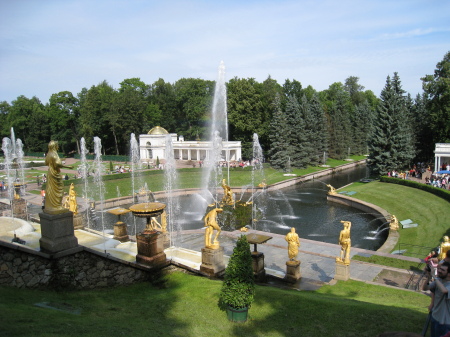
[[73, 154, 129, 162], [380, 176, 450, 202]]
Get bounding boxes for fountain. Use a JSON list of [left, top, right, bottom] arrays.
[[1, 129, 27, 220]]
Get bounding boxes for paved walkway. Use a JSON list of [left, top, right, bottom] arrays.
[[173, 229, 423, 291]]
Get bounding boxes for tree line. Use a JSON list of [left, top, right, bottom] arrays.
[[1, 51, 449, 176]]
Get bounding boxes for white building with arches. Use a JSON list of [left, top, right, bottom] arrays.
[[434, 143, 450, 172], [139, 126, 242, 163]]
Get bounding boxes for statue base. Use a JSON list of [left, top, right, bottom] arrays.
[[73, 213, 84, 230], [251, 251, 266, 282], [113, 221, 129, 242], [334, 260, 350, 281], [136, 230, 167, 268], [12, 198, 27, 220], [39, 211, 78, 254], [200, 246, 225, 276], [285, 260, 301, 283]]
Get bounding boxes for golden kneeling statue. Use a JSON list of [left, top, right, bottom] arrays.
[[285, 227, 300, 261], [389, 215, 399, 231], [326, 184, 336, 195], [44, 141, 73, 215], [204, 208, 223, 249], [221, 179, 234, 205], [258, 179, 267, 188], [336, 220, 351, 265], [439, 236, 450, 260]]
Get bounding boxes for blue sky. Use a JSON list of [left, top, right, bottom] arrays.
[[1, 0, 449, 104]]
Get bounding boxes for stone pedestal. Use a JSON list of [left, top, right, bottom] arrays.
[[334, 261, 350, 281], [12, 198, 27, 220], [285, 260, 301, 283], [39, 211, 78, 254], [73, 213, 84, 230], [136, 230, 167, 267], [200, 246, 225, 276], [113, 221, 129, 242], [251, 251, 266, 282]]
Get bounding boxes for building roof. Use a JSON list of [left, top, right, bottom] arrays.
[[148, 126, 169, 135]]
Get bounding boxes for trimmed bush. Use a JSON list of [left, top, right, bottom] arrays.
[[218, 235, 255, 310], [380, 176, 450, 202]]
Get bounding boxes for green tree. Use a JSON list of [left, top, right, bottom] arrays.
[[79, 81, 116, 153], [368, 73, 414, 176], [327, 88, 352, 159], [421, 51, 450, 144], [344, 76, 366, 106], [227, 77, 263, 159], [148, 78, 176, 132], [352, 101, 373, 155], [7, 96, 49, 152], [309, 92, 328, 164], [173, 78, 214, 140], [286, 95, 308, 168], [269, 94, 290, 170], [47, 91, 80, 154]]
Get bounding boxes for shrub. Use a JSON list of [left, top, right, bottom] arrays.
[[218, 235, 255, 310]]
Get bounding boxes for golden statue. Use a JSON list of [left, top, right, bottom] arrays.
[[439, 236, 450, 260], [44, 141, 73, 215], [147, 217, 161, 231], [389, 215, 399, 231], [326, 184, 337, 195], [221, 179, 234, 205], [160, 210, 168, 233], [258, 179, 267, 188], [285, 227, 300, 261], [336, 220, 351, 265], [204, 208, 223, 249]]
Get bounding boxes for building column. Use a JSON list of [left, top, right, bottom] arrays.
[[188, 149, 191, 160]]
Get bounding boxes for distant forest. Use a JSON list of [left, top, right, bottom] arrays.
[[1, 51, 449, 175]]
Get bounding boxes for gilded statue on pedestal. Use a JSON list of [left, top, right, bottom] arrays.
[[44, 141, 73, 215], [285, 227, 300, 261], [336, 220, 351, 265], [221, 179, 234, 205], [439, 236, 450, 260], [204, 208, 223, 249]]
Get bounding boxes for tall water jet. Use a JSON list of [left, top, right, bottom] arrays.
[[202, 62, 228, 204], [2, 138, 15, 210], [251, 133, 266, 229], [163, 134, 180, 246], [211, 61, 228, 143], [93, 137, 106, 242], [130, 133, 145, 196]]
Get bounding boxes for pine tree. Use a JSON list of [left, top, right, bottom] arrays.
[[310, 93, 328, 164], [368, 73, 414, 176], [352, 101, 373, 155], [269, 94, 290, 170], [299, 95, 316, 165], [285, 95, 308, 168], [328, 91, 352, 159]]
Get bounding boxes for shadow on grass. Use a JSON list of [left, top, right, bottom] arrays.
[[229, 280, 429, 337], [0, 270, 188, 337]]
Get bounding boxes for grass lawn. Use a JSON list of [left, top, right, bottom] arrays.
[[0, 271, 430, 337], [344, 181, 450, 257], [32, 156, 366, 200]]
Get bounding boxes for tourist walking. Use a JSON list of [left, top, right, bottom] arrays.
[[423, 261, 450, 337]]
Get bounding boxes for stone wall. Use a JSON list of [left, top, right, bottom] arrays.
[[0, 242, 153, 289]]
